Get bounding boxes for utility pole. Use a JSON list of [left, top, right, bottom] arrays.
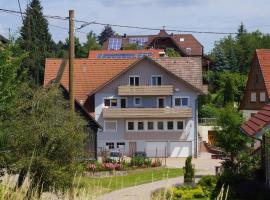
[[69, 10, 75, 113]]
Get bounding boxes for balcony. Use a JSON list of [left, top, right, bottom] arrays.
[[118, 85, 173, 96], [103, 107, 192, 119]]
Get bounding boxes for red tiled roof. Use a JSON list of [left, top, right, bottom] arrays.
[[241, 104, 270, 137], [44, 59, 136, 102], [102, 31, 203, 56], [256, 49, 270, 98], [44, 57, 207, 104], [88, 49, 163, 58]]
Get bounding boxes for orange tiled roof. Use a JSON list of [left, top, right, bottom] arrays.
[[241, 104, 270, 137], [44, 57, 207, 103], [256, 49, 270, 98], [44, 59, 136, 102], [88, 49, 163, 58]]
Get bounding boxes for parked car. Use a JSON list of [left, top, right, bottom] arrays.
[[133, 151, 147, 158], [110, 151, 123, 162]]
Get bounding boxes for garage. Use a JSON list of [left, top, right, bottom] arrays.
[[170, 141, 192, 157], [146, 142, 167, 157]]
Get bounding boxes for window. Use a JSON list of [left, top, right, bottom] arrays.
[[157, 97, 165, 108], [167, 121, 174, 130], [152, 75, 162, 86], [177, 121, 184, 130], [251, 92, 257, 102], [147, 121, 154, 130], [174, 97, 189, 107], [138, 121, 144, 130], [180, 38, 185, 42], [127, 121, 134, 131], [260, 92, 266, 102], [134, 97, 142, 106], [104, 98, 117, 107], [129, 76, 140, 86], [106, 142, 114, 149], [117, 142, 125, 148], [104, 121, 117, 132], [120, 98, 127, 108], [186, 47, 192, 54], [157, 121, 164, 130]]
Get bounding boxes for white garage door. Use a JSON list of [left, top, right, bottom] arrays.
[[170, 142, 191, 157], [146, 142, 167, 157]]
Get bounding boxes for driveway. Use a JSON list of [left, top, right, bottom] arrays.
[[97, 157, 222, 200]]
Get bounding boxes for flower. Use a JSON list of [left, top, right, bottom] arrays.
[[86, 163, 96, 171]]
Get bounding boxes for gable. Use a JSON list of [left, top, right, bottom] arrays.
[[98, 58, 204, 94]]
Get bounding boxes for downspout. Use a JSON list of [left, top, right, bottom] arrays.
[[194, 98, 198, 158]]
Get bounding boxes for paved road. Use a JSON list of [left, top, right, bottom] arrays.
[[97, 157, 221, 200]]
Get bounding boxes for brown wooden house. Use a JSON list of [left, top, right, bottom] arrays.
[[240, 49, 270, 121]]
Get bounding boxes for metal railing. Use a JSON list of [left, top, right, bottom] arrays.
[[198, 118, 217, 126]]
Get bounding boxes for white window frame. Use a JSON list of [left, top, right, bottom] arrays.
[[180, 38, 185, 42], [166, 120, 174, 131], [251, 92, 257, 102], [134, 97, 142, 106], [147, 121, 155, 131], [173, 96, 190, 107], [104, 120, 117, 132], [156, 97, 165, 108], [129, 75, 140, 86], [103, 97, 118, 108], [126, 120, 135, 131], [157, 121, 164, 131], [151, 75, 162, 86], [116, 142, 125, 148], [260, 92, 266, 102], [105, 142, 115, 149], [137, 121, 145, 131], [175, 120, 185, 131], [120, 97, 128, 108]]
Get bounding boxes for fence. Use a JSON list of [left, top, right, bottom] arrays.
[[198, 118, 217, 126]]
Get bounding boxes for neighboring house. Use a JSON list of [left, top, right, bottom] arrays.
[[241, 104, 270, 189], [88, 49, 165, 59], [0, 34, 8, 48], [44, 56, 207, 158], [240, 49, 270, 121], [102, 30, 204, 57]]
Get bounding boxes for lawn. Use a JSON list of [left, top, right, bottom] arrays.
[[78, 167, 183, 195]]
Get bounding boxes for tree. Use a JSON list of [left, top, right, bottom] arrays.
[[166, 48, 180, 57], [83, 31, 101, 53], [237, 22, 247, 39], [1, 84, 87, 193], [98, 25, 115, 45], [215, 105, 250, 163], [19, 0, 55, 85], [122, 43, 140, 50]]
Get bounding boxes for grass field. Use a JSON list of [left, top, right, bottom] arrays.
[[79, 167, 183, 194]]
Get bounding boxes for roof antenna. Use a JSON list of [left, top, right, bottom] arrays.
[[162, 26, 166, 30]]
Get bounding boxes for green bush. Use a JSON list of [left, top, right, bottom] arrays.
[[183, 156, 195, 183], [130, 156, 145, 167], [197, 175, 217, 196]]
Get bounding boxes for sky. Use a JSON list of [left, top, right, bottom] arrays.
[[0, 0, 270, 53]]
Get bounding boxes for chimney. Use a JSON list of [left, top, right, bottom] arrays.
[[123, 33, 127, 38]]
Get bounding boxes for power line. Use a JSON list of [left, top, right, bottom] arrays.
[[17, 0, 24, 22], [0, 8, 238, 35]]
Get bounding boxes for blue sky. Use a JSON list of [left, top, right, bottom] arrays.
[[0, 0, 269, 53]]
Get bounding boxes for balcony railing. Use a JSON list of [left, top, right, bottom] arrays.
[[103, 107, 192, 119], [198, 118, 217, 126], [118, 85, 173, 96]]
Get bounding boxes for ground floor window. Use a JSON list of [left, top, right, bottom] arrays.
[[106, 142, 114, 149], [117, 142, 125, 148], [177, 121, 184, 130]]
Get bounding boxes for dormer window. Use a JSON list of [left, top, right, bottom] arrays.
[[186, 48, 192, 54], [151, 75, 162, 86], [129, 76, 140, 86], [180, 38, 185, 42]]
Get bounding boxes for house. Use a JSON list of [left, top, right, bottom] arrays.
[[44, 56, 207, 158], [88, 49, 165, 59], [102, 30, 204, 57], [241, 104, 270, 189], [240, 49, 270, 121], [0, 34, 8, 48]]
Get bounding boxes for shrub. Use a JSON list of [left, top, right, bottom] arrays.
[[144, 158, 152, 167], [183, 156, 195, 183], [130, 156, 145, 167], [151, 159, 162, 167], [197, 175, 217, 196]]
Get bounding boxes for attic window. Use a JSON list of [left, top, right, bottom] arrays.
[[186, 48, 192, 54], [180, 38, 185, 42]]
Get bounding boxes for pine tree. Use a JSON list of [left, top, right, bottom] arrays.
[[213, 47, 230, 71], [98, 25, 115, 45], [19, 0, 54, 85], [237, 22, 247, 39]]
